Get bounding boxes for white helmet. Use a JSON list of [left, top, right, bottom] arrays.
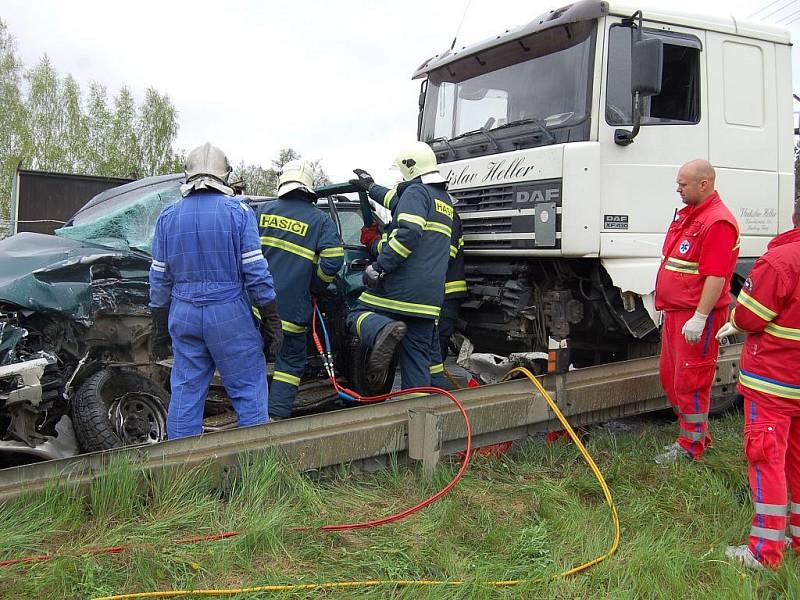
[[394, 141, 446, 184], [181, 142, 234, 197], [277, 160, 316, 198]]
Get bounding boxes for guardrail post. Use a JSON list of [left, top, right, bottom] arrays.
[[408, 409, 442, 476]]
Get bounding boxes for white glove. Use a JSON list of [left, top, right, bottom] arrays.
[[715, 321, 741, 341], [681, 311, 708, 344]]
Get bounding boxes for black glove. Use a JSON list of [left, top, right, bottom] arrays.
[[150, 307, 172, 361], [362, 262, 384, 291], [258, 300, 284, 358], [349, 168, 375, 192]]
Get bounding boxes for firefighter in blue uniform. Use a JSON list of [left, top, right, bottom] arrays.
[[257, 160, 344, 419], [149, 143, 282, 439], [347, 142, 454, 389]]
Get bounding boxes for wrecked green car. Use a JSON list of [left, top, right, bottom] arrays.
[[0, 174, 390, 465]]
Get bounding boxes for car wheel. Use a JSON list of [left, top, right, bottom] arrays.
[[71, 367, 169, 452]]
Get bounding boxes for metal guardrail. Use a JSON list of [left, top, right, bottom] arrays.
[[0, 344, 742, 503]]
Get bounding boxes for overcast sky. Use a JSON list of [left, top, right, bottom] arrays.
[[1, 0, 793, 183]]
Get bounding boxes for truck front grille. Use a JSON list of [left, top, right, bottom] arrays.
[[451, 186, 514, 213], [451, 178, 563, 252]]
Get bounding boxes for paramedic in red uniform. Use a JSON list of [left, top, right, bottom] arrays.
[[720, 200, 800, 570], [654, 159, 739, 464]]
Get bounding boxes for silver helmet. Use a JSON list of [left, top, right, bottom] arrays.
[[181, 142, 234, 197]]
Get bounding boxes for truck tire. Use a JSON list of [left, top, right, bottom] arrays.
[[71, 367, 168, 452]]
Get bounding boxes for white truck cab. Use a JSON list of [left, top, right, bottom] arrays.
[[414, 0, 794, 368]]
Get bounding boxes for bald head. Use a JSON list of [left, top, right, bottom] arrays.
[[676, 159, 716, 206]]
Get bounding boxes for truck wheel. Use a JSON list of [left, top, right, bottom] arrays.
[[346, 335, 397, 398], [71, 367, 168, 452], [709, 389, 742, 416]]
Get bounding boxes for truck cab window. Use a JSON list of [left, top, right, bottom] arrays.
[[606, 26, 701, 125]]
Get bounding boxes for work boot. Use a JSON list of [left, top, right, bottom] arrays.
[[654, 442, 692, 465], [725, 545, 765, 570], [368, 321, 407, 374]]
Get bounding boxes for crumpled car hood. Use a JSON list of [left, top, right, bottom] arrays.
[[0, 232, 151, 323]]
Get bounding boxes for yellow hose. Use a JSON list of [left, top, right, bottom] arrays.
[[93, 367, 620, 600]]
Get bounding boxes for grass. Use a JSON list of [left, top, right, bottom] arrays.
[[1, 411, 798, 599]]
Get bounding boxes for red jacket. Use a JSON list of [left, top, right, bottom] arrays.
[[655, 192, 739, 312], [734, 228, 800, 399]]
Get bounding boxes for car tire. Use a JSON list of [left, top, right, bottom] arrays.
[[71, 367, 169, 452]]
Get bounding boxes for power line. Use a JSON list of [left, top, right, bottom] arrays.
[[761, 0, 799, 20], [786, 14, 800, 24], [750, 0, 787, 17], [777, 7, 800, 22]]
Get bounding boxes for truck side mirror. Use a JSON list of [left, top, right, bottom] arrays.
[[614, 12, 663, 147], [631, 38, 663, 97]]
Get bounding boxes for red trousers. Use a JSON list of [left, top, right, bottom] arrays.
[[742, 389, 800, 567], [659, 308, 726, 459]]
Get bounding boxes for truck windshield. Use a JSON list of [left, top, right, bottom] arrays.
[[420, 20, 596, 157]]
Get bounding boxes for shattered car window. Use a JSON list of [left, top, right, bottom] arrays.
[[55, 179, 182, 254]]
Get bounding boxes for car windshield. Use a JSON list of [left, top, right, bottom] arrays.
[[55, 177, 183, 254], [420, 20, 595, 144]]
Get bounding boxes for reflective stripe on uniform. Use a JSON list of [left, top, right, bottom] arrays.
[[388, 237, 411, 258], [383, 188, 396, 209], [359, 292, 440, 318], [750, 525, 785, 541], [449, 245, 458, 258], [754, 502, 786, 517], [423, 221, 452, 238], [791, 525, 800, 538], [260, 236, 316, 262], [273, 371, 301, 386], [681, 413, 708, 423], [430, 363, 444, 374], [151, 259, 166, 273], [791, 502, 800, 514], [319, 246, 344, 258], [281, 320, 306, 334], [355, 311, 374, 337], [397, 213, 427, 228], [764, 322, 800, 341], [681, 429, 705, 441], [445, 280, 468, 294], [242, 253, 265, 265], [316, 265, 336, 283], [664, 256, 699, 274], [738, 368, 800, 400], [738, 290, 777, 321], [242, 249, 262, 260]]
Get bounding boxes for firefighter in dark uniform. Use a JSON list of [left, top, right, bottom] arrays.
[[353, 170, 462, 388], [257, 160, 344, 419], [440, 209, 466, 362], [347, 142, 453, 389]]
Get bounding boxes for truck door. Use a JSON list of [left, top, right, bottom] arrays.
[[599, 21, 707, 258]]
